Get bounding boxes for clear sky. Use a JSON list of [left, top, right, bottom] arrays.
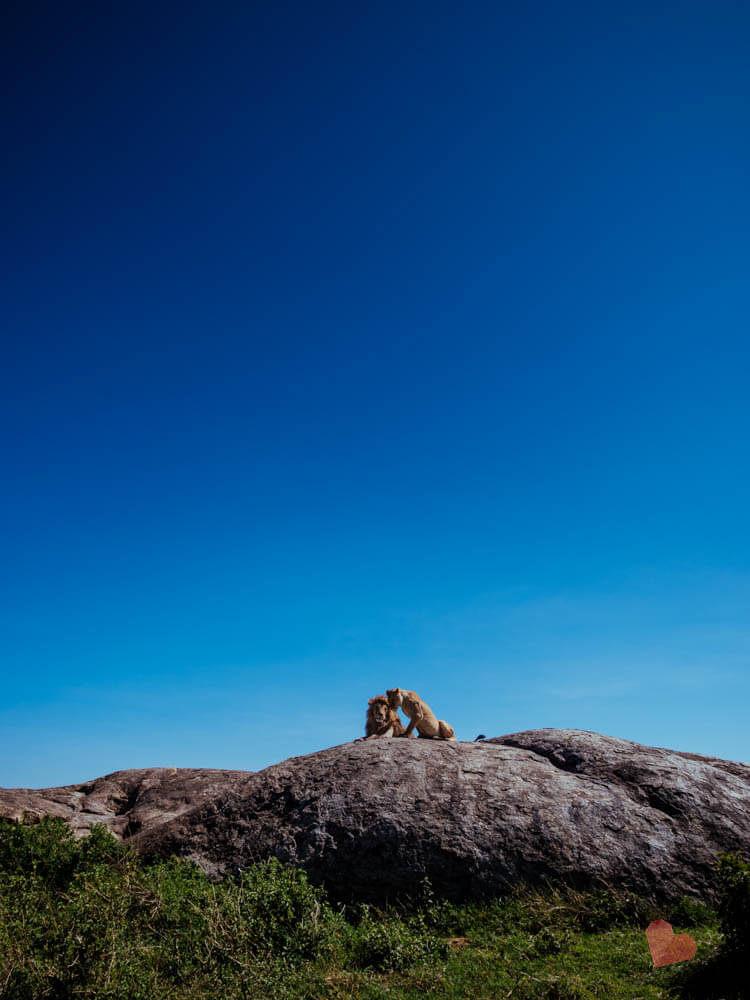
[[2, 0, 749, 789]]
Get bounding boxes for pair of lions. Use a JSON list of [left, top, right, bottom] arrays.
[[362, 688, 456, 741]]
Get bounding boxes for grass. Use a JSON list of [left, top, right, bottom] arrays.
[[0, 817, 747, 999]]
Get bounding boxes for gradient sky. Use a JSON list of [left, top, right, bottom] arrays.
[[2, 0, 749, 788]]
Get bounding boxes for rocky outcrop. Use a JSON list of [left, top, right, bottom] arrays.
[[2, 730, 749, 905], [0, 767, 255, 840]]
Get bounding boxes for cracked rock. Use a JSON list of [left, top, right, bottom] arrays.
[[1, 730, 748, 905]]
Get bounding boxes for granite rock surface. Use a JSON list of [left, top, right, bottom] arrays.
[[2, 730, 748, 904]]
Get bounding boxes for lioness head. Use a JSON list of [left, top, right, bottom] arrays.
[[386, 688, 403, 709]]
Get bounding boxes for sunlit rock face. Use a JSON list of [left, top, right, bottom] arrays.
[[2, 730, 749, 905]]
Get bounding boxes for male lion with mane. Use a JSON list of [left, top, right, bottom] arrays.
[[358, 694, 412, 740]]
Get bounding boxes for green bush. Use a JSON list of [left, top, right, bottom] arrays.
[[0, 816, 128, 890], [530, 925, 572, 956], [348, 907, 447, 971], [717, 851, 750, 956], [573, 888, 658, 932], [234, 857, 339, 960], [402, 876, 463, 933], [0, 819, 340, 998], [669, 894, 717, 928], [0, 822, 172, 999]]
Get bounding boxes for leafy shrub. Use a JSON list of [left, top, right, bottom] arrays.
[[530, 925, 572, 956], [348, 905, 447, 971], [717, 851, 750, 956], [0, 816, 128, 890], [572, 888, 657, 931], [234, 857, 339, 959], [0, 824, 166, 999], [403, 876, 463, 933], [0, 819, 340, 998], [669, 894, 717, 928]]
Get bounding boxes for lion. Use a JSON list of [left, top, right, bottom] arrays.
[[386, 688, 456, 740], [359, 694, 412, 740]]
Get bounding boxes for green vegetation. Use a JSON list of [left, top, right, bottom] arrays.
[[0, 818, 746, 999], [717, 852, 750, 957]]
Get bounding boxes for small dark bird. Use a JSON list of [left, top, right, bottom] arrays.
[[474, 734, 486, 741]]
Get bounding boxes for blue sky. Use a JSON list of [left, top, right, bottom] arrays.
[[2, 0, 749, 788]]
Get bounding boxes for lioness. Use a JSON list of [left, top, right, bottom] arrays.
[[386, 688, 456, 740]]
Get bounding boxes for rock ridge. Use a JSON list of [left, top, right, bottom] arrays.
[[1, 729, 748, 905]]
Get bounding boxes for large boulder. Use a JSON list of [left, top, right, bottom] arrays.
[[2, 730, 749, 905]]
